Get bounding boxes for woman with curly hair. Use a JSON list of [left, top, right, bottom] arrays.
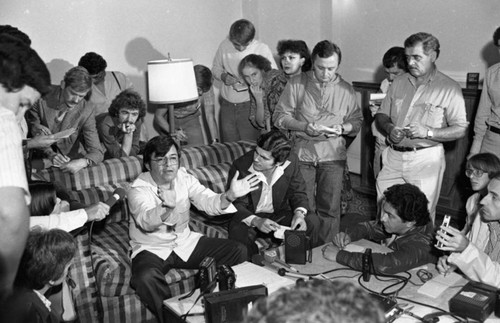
[[239, 40, 311, 132], [97, 89, 146, 159]]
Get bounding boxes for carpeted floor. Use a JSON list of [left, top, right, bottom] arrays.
[[340, 188, 378, 232]]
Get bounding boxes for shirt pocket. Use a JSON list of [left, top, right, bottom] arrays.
[[421, 103, 446, 128]]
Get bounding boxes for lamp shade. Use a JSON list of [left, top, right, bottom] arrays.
[[147, 58, 198, 104]]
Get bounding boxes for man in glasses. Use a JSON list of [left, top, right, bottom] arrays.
[[469, 27, 500, 160], [227, 130, 320, 259], [78, 52, 134, 118], [437, 172, 500, 288], [127, 134, 260, 323]]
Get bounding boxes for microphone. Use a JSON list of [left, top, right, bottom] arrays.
[[263, 250, 299, 272], [277, 268, 310, 280], [251, 254, 282, 271], [105, 188, 127, 207]]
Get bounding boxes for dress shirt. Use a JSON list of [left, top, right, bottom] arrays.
[[0, 107, 30, 203], [128, 168, 237, 261], [378, 68, 468, 147], [470, 63, 500, 154]]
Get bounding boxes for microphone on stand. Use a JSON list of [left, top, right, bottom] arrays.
[[105, 188, 127, 207]]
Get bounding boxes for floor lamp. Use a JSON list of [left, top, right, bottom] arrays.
[[147, 57, 198, 136]]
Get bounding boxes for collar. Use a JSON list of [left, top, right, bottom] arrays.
[[34, 289, 52, 311], [248, 160, 291, 186], [408, 65, 437, 87], [307, 70, 341, 86]]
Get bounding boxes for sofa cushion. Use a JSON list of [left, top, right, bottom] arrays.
[[187, 162, 231, 194], [33, 156, 143, 191], [180, 141, 255, 170]]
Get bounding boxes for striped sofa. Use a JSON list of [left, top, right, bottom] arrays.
[[34, 140, 255, 323]]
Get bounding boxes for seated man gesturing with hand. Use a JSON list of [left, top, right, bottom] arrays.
[[324, 183, 437, 274], [127, 134, 258, 323]]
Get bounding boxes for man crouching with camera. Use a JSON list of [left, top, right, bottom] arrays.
[[128, 134, 259, 323]]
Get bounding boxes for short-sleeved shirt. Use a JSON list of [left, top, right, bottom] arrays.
[[379, 68, 469, 147]]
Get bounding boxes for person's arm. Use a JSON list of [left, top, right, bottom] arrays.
[[26, 99, 56, 158], [81, 108, 104, 164], [273, 81, 308, 132], [128, 186, 175, 232], [129, 119, 142, 156], [448, 242, 500, 288], [202, 91, 219, 142], [30, 209, 88, 232], [212, 43, 226, 82], [0, 187, 29, 300], [341, 89, 363, 136], [97, 116, 126, 158], [154, 107, 171, 134], [470, 67, 493, 156]]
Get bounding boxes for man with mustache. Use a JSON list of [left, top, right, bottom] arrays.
[[27, 66, 104, 173], [436, 173, 500, 287], [375, 32, 468, 223], [97, 89, 145, 159]]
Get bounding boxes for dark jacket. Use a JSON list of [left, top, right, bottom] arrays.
[[336, 221, 437, 274]]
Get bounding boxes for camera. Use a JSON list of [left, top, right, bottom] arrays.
[[199, 257, 237, 294], [217, 265, 236, 291]]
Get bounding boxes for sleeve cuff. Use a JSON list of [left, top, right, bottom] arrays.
[[242, 215, 257, 227]]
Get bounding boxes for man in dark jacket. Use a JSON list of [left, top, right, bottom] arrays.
[[227, 130, 320, 259], [324, 183, 437, 274]]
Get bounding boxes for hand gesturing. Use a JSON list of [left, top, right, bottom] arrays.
[[158, 182, 176, 209], [227, 171, 260, 200]]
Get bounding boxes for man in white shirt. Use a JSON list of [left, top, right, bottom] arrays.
[[437, 172, 500, 287], [128, 134, 260, 322], [0, 34, 51, 302]]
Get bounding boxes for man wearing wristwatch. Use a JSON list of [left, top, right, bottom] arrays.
[[375, 32, 468, 223], [27, 66, 104, 173], [273, 40, 362, 243], [227, 131, 321, 259]]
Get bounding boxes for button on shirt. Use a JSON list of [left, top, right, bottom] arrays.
[[379, 68, 469, 147]]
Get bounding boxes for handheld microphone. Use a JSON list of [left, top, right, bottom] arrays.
[[263, 250, 299, 272], [277, 268, 310, 280], [105, 188, 127, 207], [251, 254, 283, 271]]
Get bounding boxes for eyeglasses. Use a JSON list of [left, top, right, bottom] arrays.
[[151, 155, 179, 167], [465, 168, 485, 178]]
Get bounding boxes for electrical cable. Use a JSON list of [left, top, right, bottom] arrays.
[[396, 295, 470, 323]]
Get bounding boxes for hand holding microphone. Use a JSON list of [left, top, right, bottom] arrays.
[[86, 188, 127, 222]]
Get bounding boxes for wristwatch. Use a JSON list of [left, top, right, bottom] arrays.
[[426, 128, 434, 139]]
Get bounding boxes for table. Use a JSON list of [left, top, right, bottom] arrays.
[[163, 241, 500, 322], [162, 261, 294, 323]]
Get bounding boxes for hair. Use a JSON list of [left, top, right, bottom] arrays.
[[108, 89, 146, 119], [63, 66, 92, 92], [383, 183, 430, 226], [29, 181, 57, 216], [78, 52, 107, 75], [493, 27, 500, 46], [0, 34, 51, 95], [245, 279, 385, 323], [312, 40, 342, 65], [404, 32, 440, 59], [257, 130, 291, 164], [194, 64, 213, 93], [277, 39, 312, 72], [382, 46, 407, 71], [15, 228, 76, 290], [238, 54, 272, 79], [229, 19, 255, 45], [0, 25, 31, 45], [467, 153, 500, 178], [142, 135, 180, 172]]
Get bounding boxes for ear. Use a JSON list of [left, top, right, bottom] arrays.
[[60, 80, 66, 89], [299, 57, 305, 67], [145, 163, 151, 171], [430, 51, 437, 63], [406, 220, 416, 228]]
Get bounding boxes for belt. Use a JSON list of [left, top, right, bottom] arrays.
[[487, 123, 500, 135], [389, 145, 432, 152]]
